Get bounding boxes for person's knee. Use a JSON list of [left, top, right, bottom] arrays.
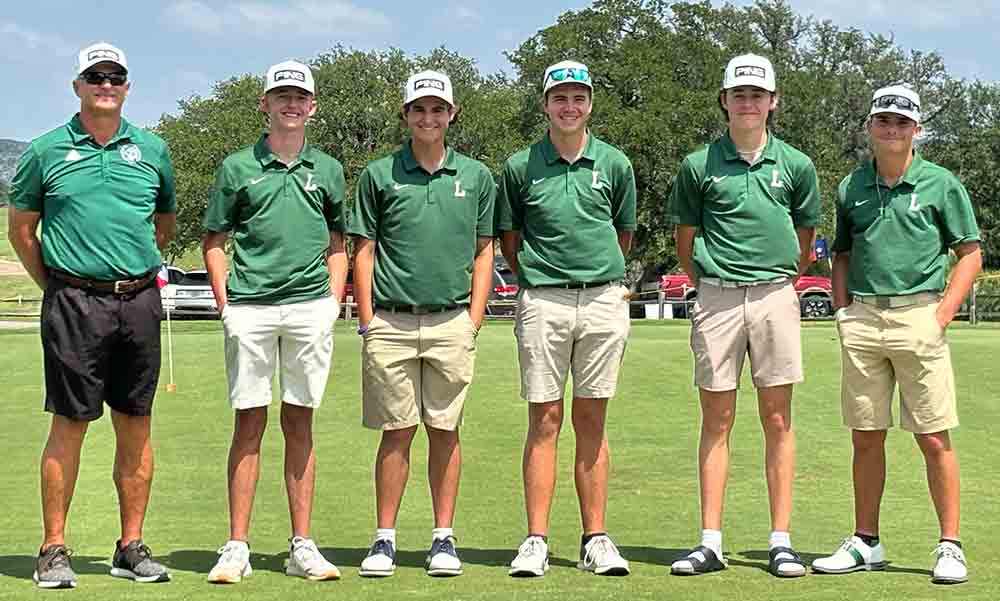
[[571, 399, 608, 437], [426, 425, 459, 449], [915, 431, 953, 457], [852, 429, 887, 452], [280, 404, 314, 438], [45, 416, 89, 453], [233, 408, 268, 448], [380, 426, 418, 453], [528, 403, 563, 441], [760, 409, 792, 436]]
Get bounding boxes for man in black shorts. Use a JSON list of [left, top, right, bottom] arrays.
[[8, 42, 176, 588]]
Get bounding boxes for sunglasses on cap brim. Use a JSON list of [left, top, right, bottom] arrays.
[[546, 68, 591, 85], [871, 94, 919, 111]]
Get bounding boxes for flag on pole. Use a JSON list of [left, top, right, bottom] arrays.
[[156, 264, 169, 289]]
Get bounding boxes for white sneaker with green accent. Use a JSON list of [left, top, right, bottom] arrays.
[[207, 540, 252, 584], [578, 535, 630, 576], [932, 542, 968, 584], [286, 537, 341, 581], [812, 536, 886, 574]]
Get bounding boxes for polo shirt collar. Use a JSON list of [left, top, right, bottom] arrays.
[[720, 131, 777, 163], [540, 130, 597, 165], [865, 152, 924, 188], [253, 133, 317, 168], [67, 114, 132, 145], [401, 140, 458, 174]]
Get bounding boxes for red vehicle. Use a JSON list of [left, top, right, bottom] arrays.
[[658, 273, 833, 318]]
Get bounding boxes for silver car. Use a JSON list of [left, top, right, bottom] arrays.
[[160, 267, 217, 318]]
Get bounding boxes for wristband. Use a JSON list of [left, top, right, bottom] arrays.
[[357, 324, 369, 336]]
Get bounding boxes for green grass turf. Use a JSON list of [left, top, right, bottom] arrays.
[[0, 320, 997, 600]]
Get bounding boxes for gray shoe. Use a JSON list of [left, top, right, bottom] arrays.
[[33, 545, 77, 589], [110, 539, 171, 583]]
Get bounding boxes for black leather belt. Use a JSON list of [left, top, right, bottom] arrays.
[[49, 268, 157, 295], [375, 303, 462, 315], [557, 280, 615, 289]]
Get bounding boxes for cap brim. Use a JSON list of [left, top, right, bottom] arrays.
[[723, 79, 774, 92], [542, 80, 593, 95], [405, 90, 453, 106], [79, 60, 127, 75], [869, 107, 919, 122], [265, 83, 314, 94]]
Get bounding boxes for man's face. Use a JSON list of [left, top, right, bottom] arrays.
[[405, 96, 453, 146], [73, 62, 129, 114], [721, 86, 775, 130], [260, 87, 316, 132], [868, 113, 920, 155], [543, 83, 592, 135]]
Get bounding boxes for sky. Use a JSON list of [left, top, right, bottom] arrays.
[[2, 0, 998, 142]]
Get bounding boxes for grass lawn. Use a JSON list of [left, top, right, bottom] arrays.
[[0, 320, 997, 600]]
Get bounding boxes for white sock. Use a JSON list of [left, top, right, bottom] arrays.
[[227, 539, 249, 551], [701, 529, 723, 556], [769, 531, 791, 550], [376, 528, 396, 545], [432, 527, 454, 542]]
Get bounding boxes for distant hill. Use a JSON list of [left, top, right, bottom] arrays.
[[0, 138, 29, 186]]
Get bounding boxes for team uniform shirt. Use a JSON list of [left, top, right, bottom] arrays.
[[10, 115, 175, 280], [203, 135, 346, 305], [669, 132, 820, 282], [833, 153, 980, 296], [496, 132, 637, 288], [347, 141, 496, 308]]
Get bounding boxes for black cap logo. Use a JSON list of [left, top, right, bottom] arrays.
[[734, 65, 766, 78]]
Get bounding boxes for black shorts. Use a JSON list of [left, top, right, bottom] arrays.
[[40, 277, 163, 421]]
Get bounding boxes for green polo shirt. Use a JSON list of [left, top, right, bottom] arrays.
[[833, 154, 980, 296], [669, 132, 820, 282], [347, 141, 495, 307], [203, 134, 346, 305], [496, 132, 637, 288], [10, 115, 175, 280]]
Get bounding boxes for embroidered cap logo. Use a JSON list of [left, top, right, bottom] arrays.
[[274, 70, 306, 83], [734, 65, 766, 79], [87, 49, 120, 63], [414, 79, 445, 92]]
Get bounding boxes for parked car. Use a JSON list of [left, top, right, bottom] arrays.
[[488, 258, 519, 316], [160, 267, 217, 318], [655, 273, 833, 318]]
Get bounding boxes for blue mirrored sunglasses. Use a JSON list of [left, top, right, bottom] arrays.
[[546, 67, 591, 85]]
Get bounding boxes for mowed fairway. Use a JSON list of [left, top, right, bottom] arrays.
[[1, 320, 998, 601]]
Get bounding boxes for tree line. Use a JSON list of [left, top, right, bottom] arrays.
[[156, 0, 1000, 278]]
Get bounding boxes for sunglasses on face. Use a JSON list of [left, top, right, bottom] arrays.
[[79, 71, 128, 86], [546, 67, 591, 85], [872, 94, 919, 111]]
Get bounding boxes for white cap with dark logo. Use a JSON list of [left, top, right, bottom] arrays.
[[404, 70, 454, 106], [722, 53, 776, 92], [77, 42, 128, 75], [265, 60, 315, 95], [542, 60, 592, 95], [869, 84, 921, 123]]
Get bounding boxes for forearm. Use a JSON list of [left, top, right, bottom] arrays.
[[8, 208, 47, 290], [468, 238, 494, 325], [353, 237, 375, 325], [674, 225, 697, 283], [326, 232, 348, 301], [202, 232, 229, 308], [796, 227, 816, 276], [617, 229, 633, 258], [940, 244, 982, 317], [154, 212, 177, 251], [831, 253, 851, 309], [500, 231, 520, 278]]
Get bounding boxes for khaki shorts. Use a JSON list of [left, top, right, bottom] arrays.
[[690, 279, 802, 391], [361, 307, 477, 431], [514, 283, 630, 402], [837, 300, 957, 433], [222, 295, 338, 410]]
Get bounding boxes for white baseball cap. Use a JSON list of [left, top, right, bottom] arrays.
[[77, 42, 128, 75], [404, 70, 454, 106], [542, 60, 592, 95], [869, 84, 921, 123], [722, 53, 776, 92], [264, 60, 315, 95]]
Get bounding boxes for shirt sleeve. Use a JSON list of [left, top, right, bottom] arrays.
[[324, 160, 347, 233], [669, 157, 703, 227], [831, 176, 853, 253], [939, 175, 981, 247], [612, 156, 637, 231], [790, 158, 820, 227], [10, 145, 43, 212], [496, 160, 522, 232], [155, 144, 177, 214], [202, 160, 238, 233], [477, 165, 497, 238], [347, 167, 379, 240]]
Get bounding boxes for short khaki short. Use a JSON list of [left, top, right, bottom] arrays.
[[837, 299, 957, 433], [690, 279, 802, 391], [514, 283, 630, 402], [361, 307, 477, 431]]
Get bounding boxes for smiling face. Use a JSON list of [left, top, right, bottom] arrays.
[[404, 96, 454, 146], [73, 62, 130, 116], [260, 86, 316, 133], [720, 86, 776, 132], [543, 83, 592, 136], [868, 112, 920, 157]]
